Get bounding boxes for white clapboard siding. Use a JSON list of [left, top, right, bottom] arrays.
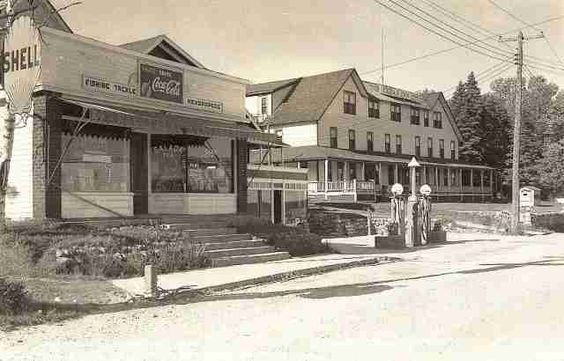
[[61, 192, 134, 219], [149, 193, 236, 215], [39, 28, 246, 118], [5, 112, 33, 221]]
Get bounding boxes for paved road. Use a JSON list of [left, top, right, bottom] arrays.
[[2, 232, 564, 360]]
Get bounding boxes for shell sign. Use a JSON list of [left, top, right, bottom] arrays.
[[2, 16, 41, 115]]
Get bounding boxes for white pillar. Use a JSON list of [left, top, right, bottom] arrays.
[[361, 162, 366, 181], [480, 170, 484, 202], [324, 159, 329, 195]]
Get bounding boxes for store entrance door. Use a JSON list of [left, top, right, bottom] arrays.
[[130, 133, 148, 215]]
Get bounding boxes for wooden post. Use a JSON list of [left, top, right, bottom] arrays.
[[144, 265, 158, 298], [480, 170, 485, 203], [324, 159, 329, 199]]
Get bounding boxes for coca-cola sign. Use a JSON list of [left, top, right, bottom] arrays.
[[139, 63, 183, 103]]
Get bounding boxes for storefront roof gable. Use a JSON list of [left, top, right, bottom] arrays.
[[119, 34, 206, 69]]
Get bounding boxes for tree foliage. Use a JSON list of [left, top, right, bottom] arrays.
[[448, 72, 511, 169], [537, 140, 564, 197]]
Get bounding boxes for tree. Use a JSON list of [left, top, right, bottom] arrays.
[[537, 139, 564, 198], [479, 94, 511, 169], [449, 72, 485, 163], [490, 75, 559, 186]]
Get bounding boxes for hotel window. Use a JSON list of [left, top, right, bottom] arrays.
[[348, 129, 356, 151], [330, 127, 338, 148], [343, 91, 356, 115], [443, 168, 449, 186], [151, 137, 233, 194], [410, 107, 420, 125], [260, 96, 268, 115], [451, 169, 458, 187], [450, 140, 456, 159], [423, 110, 429, 127], [349, 162, 357, 180], [433, 112, 443, 128], [427, 137, 433, 157], [396, 135, 402, 154], [462, 170, 471, 186], [414, 136, 421, 157], [439, 139, 445, 159], [473, 170, 481, 187], [391, 104, 401, 122], [385, 134, 391, 153], [388, 165, 395, 185], [367, 131, 374, 153], [368, 99, 380, 118]]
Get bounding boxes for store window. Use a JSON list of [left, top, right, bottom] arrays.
[[61, 133, 130, 193], [151, 137, 233, 193]]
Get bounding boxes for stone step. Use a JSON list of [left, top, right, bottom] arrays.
[[203, 239, 267, 251], [205, 246, 275, 258], [177, 227, 237, 236], [162, 221, 233, 230], [211, 252, 291, 268], [192, 234, 252, 243]]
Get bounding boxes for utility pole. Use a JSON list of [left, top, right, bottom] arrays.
[[500, 30, 544, 234]]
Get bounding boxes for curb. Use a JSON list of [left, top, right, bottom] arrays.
[[159, 256, 401, 300]]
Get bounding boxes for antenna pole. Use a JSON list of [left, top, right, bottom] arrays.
[[381, 27, 385, 85]]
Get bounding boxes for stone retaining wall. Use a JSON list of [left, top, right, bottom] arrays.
[[531, 212, 564, 232]]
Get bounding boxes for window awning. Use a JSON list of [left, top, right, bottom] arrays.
[[57, 96, 280, 145]]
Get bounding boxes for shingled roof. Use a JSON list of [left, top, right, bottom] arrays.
[[249, 68, 368, 126], [119, 35, 205, 69], [246, 78, 299, 97]]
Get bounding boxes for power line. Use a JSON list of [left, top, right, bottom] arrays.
[[487, 0, 564, 68], [443, 61, 514, 97], [360, 11, 564, 76], [373, 0, 514, 62]]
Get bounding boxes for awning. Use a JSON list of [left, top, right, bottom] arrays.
[[279, 146, 495, 170], [57, 96, 280, 145]]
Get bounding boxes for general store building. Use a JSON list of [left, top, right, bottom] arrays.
[[2, 3, 307, 222]]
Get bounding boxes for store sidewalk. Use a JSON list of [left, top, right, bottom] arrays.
[[111, 252, 398, 298]]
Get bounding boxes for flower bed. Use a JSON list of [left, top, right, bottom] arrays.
[[5, 223, 210, 279], [230, 216, 329, 257]]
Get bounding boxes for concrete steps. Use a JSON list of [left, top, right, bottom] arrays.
[[191, 233, 252, 243], [203, 239, 266, 251], [205, 245, 276, 258], [211, 252, 291, 267]]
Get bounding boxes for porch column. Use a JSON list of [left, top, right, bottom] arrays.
[[422, 166, 427, 186], [378, 162, 383, 185], [459, 168, 463, 202], [435, 167, 439, 190], [470, 168, 474, 199], [394, 163, 399, 184], [344, 161, 349, 181], [447, 167, 451, 193], [361, 162, 366, 181], [324, 159, 329, 194]]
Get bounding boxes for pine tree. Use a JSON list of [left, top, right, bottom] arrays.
[[452, 72, 485, 163]]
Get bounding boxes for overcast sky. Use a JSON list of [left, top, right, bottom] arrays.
[[53, 0, 564, 95]]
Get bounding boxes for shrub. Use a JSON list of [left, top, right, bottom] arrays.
[[0, 278, 29, 315], [230, 216, 329, 257]]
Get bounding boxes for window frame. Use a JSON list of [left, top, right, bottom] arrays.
[[348, 129, 356, 151], [368, 99, 380, 118], [433, 112, 443, 129], [260, 96, 268, 115], [415, 136, 421, 157], [423, 110, 429, 127], [385, 133, 391, 154], [439, 139, 445, 159], [367, 131, 374, 153], [427, 137, 433, 158], [450, 140, 456, 159], [410, 107, 420, 125], [395, 135, 402, 155], [330, 127, 338, 148], [391, 103, 401, 122], [343, 91, 357, 115]]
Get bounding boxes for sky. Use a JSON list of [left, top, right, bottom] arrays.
[[51, 0, 564, 95]]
